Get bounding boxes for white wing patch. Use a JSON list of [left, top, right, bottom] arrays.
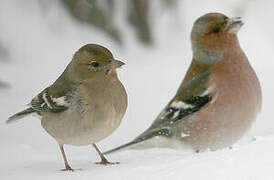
[[181, 132, 190, 138], [170, 101, 194, 109], [52, 96, 69, 107], [159, 100, 194, 121], [42, 92, 53, 109], [31, 88, 69, 113]]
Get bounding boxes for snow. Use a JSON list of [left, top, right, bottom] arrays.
[[2, 136, 274, 180], [1, 0, 274, 179]]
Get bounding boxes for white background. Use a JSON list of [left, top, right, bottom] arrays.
[[1, 0, 274, 179]]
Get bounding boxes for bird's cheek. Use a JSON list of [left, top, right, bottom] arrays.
[[200, 34, 225, 51], [199, 36, 216, 51]]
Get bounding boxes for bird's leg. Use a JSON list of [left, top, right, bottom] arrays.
[[59, 144, 74, 171], [92, 144, 119, 165]]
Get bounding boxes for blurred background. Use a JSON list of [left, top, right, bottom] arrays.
[[0, 0, 273, 174]]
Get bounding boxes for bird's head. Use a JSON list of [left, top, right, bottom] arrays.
[[68, 44, 125, 80], [191, 13, 244, 65]]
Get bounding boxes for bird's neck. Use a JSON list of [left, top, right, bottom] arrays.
[[192, 35, 242, 65], [192, 46, 224, 65]]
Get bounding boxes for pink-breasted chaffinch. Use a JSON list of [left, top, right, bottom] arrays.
[[104, 13, 262, 154]]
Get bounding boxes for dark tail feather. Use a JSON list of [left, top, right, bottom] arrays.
[[6, 108, 35, 124], [103, 140, 142, 155], [103, 128, 171, 155]]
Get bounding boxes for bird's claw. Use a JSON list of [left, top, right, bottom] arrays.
[[61, 166, 74, 171], [95, 160, 119, 166]]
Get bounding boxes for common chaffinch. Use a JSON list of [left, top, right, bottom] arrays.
[[7, 44, 128, 171], [104, 13, 262, 154]]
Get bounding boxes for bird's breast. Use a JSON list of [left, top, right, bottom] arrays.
[[41, 79, 127, 146], [181, 51, 262, 151]]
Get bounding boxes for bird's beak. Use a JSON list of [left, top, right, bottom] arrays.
[[111, 59, 125, 68], [227, 17, 244, 34], [105, 59, 125, 75]]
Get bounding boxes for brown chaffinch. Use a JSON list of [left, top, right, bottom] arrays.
[[104, 13, 262, 154], [7, 44, 128, 171]]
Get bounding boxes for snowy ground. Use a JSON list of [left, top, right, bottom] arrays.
[[2, 135, 274, 180], [1, 0, 274, 179]]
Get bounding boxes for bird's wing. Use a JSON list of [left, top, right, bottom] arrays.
[[31, 87, 69, 114], [31, 86, 70, 114], [7, 84, 71, 124], [7, 81, 81, 124], [103, 70, 212, 154], [150, 70, 212, 129]]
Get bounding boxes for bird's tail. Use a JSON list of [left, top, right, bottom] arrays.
[[6, 108, 36, 124], [103, 128, 171, 155]]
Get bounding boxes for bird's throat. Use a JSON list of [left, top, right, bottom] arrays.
[[193, 46, 224, 65]]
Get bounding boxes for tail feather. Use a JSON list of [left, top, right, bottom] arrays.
[[7, 108, 35, 124], [103, 140, 141, 155], [103, 128, 171, 155]]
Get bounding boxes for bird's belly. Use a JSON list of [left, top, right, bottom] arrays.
[[41, 105, 122, 146], [179, 94, 259, 151]]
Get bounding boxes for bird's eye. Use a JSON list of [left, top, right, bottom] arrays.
[[212, 27, 220, 33], [90, 61, 99, 68]]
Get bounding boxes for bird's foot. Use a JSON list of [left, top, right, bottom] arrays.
[[61, 165, 74, 171], [95, 159, 119, 166]]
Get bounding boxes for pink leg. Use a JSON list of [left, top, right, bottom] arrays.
[[92, 144, 119, 165], [59, 144, 74, 171]]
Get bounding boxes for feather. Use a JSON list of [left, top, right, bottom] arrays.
[[7, 108, 35, 124]]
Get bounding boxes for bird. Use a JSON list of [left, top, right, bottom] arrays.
[[7, 44, 128, 171], [103, 13, 262, 155]]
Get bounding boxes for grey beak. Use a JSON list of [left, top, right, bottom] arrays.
[[227, 17, 244, 34], [112, 59, 125, 68], [105, 59, 125, 75]]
